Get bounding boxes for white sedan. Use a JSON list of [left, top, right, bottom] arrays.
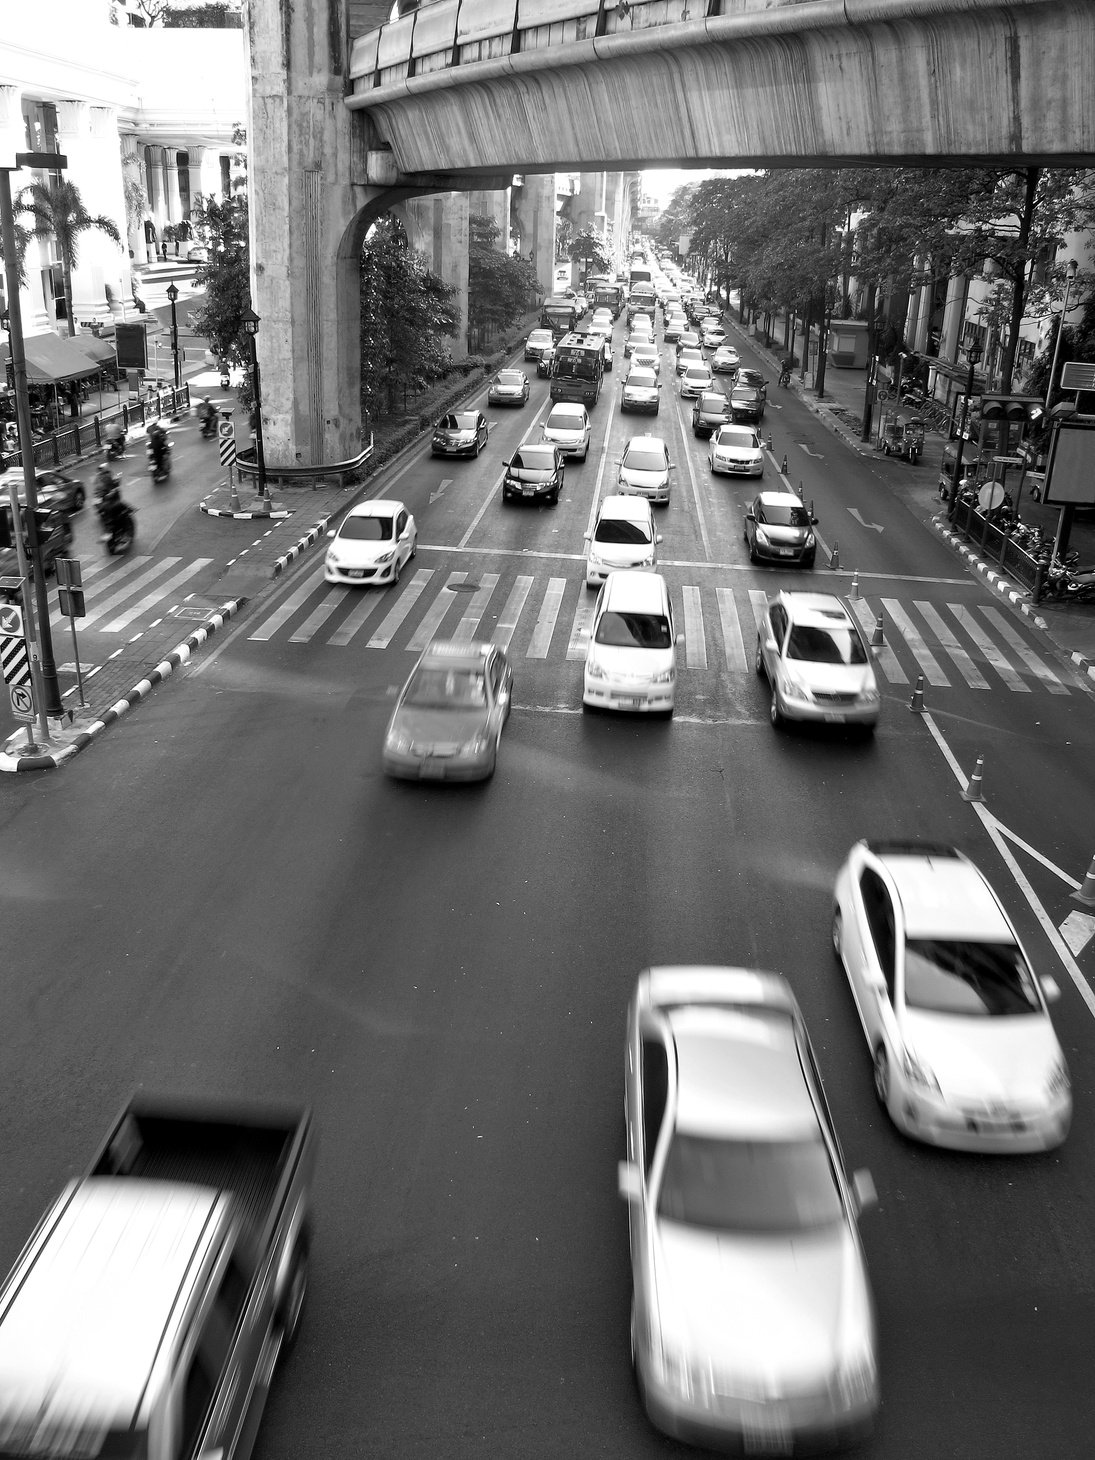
[[678, 363, 714, 399], [711, 344, 741, 374], [700, 323, 727, 349], [324, 499, 417, 586], [709, 424, 764, 477], [542, 402, 591, 461], [832, 840, 1071, 1153]]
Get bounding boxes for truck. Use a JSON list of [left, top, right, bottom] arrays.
[[540, 295, 579, 340], [626, 283, 657, 325], [0, 1094, 316, 1460], [592, 281, 625, 319]]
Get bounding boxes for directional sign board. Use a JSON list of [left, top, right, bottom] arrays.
[[1061, 362, 1095, 392], [0, 602, 24, 638], [9, 682, 34, 723]]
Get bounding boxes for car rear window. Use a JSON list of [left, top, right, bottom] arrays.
[[595, 611, 671, 649]]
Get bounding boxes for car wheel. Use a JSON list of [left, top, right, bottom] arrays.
[[580, 449, 588, 462], [803, 554, 816, 569], [769, 694, 784, 729], [393, 555, 402, 584], [754, 638, 765, 676], [831, 908, 843, 962], [873, 1046, 891, 1108], [411, 537, 417, 559], [549, 492, 559, 506], [474, 438, 481, 458], [277, 1248, 309, 1354]]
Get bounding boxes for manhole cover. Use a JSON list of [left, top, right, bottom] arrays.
[[449, 582, 478, 593]]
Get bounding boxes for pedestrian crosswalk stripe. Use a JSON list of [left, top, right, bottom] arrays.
[[248, 568, 322, 642], [683, 585, 706, 669], [327, 579, 390, 646], [407, 570, 467, 651], [566, 591, 596, 660], [291, 587, 344, 644], [914, 601, 990, 689], [979, 606, 1069, 694], [528, 577, 566, 659], [493, 575, 534, 649], [950, 603, 1028, 692], [453, 572, 499, 641], [367, 568, 433, 649], [100, 558, 214, 633], [79, 557, 186, 628], [847, 598, 908, 684], [881, 599, 950, 687], [747, 590, 769, 636], [716, 585, 748, 673]]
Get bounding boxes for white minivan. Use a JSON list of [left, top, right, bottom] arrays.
[[617, 435, 673, 505], [583, 570, 681, 715], [584, 495, 662, 588]]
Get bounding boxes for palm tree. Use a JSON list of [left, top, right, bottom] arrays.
[[17, 178, 122, 335]]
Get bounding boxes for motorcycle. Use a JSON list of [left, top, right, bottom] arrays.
[[96, 493, 136, 555], [199, 413, 217, 440], [147, 435, 171, 484], [777, 365, 792, 388], [106, 431, 126, 460]]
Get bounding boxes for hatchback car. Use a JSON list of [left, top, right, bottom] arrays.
[[524, 328, 555, 361], [487, 369, 530, 407], [662, 315, 687, 344], [755, 591, 880, 732], [585, 495, 661, 587], [832, 840, 1071, 1152], [690, 391, 731, 438], [617, 434, 673, 505], [675, 347, 704, 378], [431, 410, 488, 458], [700, 322, 727, 349], [620, 366, 660, 415], [501, 443, 564, 505], [583, 570, 679, 714], [729, 384, 765, 422], [709, 424, 764, 478], [675, 331, 702, 357], [383, 639, 513, 782], [620, 965, 879, 1452], [324, 499, 417, 586], [678, 364, 714, 400], [711, 344, 741, 374], [542, 403, 591, 461], [745, 490, 818, 567]]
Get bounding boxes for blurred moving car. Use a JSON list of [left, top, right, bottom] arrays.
[[679, 363, 714, 399], [690, 391, 731, 438], [383, 639, 513, 781], [755, 591, 880, 732], [711, 344, 741, 374], [709, 424, 765, 478], [501, 443, 565, 505], [431, 410, 488, 458], [619, 965, 879, 1452], [620, 365, 661, 415], [617, 434, 673, 505], [744, 490, 818, 567], [584, 494, 661, 587], [524, 327, 555, 361], [542, 402, 591, 461], [324, 499, 417, 585], [832, 840, 1072, 1152], [583, 569, 679, 714], [488, 368, 531, 407], [13, 468, 86, 515]]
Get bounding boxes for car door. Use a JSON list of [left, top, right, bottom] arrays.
[[394, 508, 410, 569], [761, 602, 787, 681], [853, 867, 901, 1055]]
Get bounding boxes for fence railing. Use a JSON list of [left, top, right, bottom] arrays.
[[0, 385, 192, 475], [950, 498, 1051, 598]]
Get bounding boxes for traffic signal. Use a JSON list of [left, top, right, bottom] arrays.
[[980, 394, 1043, 423]]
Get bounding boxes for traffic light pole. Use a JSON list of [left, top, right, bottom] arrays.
[[1, 161, 65, 742]]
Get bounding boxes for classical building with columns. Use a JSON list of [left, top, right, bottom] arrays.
[[2, 0, 245, 336]]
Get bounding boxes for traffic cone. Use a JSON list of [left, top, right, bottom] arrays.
[[829, 540, 840, 570], [961, 755, 985, 802], [780, 454, 788, 474], [850, 570, 860, 600], [766, 432, 774, 451], [908, 674, 925, 713], [1071, 853, 1095, 908], [870, 611, 884, 646]]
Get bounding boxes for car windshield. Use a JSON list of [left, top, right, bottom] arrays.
[[594, 519, 652, 545], [511, 448, 556, 471], [657, 1134, 843, 1233], [495, 371, 523, 385], [759, 502, 811, 528], [439, 414, 476, 431], [627, 370, 656, 387], [622, 447, 668, 472], [340, 515, 393, 541], [405, 666, 487, 710], [698, 395, 727, 413], [786, 623, 868, 664], [595, 611, 671, 649], [547, 410, 584, 430], [903, 939, 1042, 1015], [715, 428, 759, 449]]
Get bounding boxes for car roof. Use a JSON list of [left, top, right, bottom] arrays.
[[698, 393, 728, 407], [758, 491, 804, 507], [602, 569, 669, 611], [869, 846, 1014, 940], [419, 638, 495, 670], [598, 494, 654, 521], [347, 499, 403, 517], [548, 403, 586, 418]]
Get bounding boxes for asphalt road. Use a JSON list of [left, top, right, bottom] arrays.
[[1, 321, 1094, 1459]]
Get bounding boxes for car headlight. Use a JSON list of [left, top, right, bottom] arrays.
[[326, 550, 340, 567], [375, 549, 395, 563], [386, 729, 413, 754], [1047, 1059, 1071, 1096], [903, 1050, 941, 1093], [859, 681, 880, 706], [650, 668, 675, 684], [777, 673, 809, 703], [586, 657, 606, 680], [804, 532, 816, 547], [650, 1339, 696, 1400], [830, 1348, 878, 1408], [460, 734, 491, 755], [754, 527, 770, 544]]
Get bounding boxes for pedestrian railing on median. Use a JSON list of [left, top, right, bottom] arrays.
[[0, 384, 192, 475]]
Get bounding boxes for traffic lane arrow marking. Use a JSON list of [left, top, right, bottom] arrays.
[[848, 508, 884, 532], [798, 444, 825, 458], [430, 478, 452, 505], [1060, 911, 1095, 957]]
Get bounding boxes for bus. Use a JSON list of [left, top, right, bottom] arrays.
[[592, 280, 625, 318], [550, 332, 605, 406]]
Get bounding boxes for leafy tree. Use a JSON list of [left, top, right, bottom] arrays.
[[467, 213, 538, 335], [0, 220, 31, 291], [17, 178, 123, 335], [361, 217, 460, 420], [568, 226, 610, 276], [165, 3, 242, 26], [186, 191, 250, 370]]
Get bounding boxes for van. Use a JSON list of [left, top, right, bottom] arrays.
[[582, 570, 681, 716], [584, 495, 662, 588], [617, 434, 673, 505]]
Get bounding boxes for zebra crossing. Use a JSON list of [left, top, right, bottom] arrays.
[[242, 563, 1088, 698], [44, 553, 216, 636]]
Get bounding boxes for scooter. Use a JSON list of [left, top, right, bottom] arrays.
[[106, 432, 126, 459], [777, 365, 792, 388], [96, 496, 136, 555], [147, 437, 172, 484], [200, 414, 217, 440]]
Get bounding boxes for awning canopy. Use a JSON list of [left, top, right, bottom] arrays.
[[2, 333, 103, 384], [75, 335, 118, 366]]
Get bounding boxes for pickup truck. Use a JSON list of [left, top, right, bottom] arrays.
[[0, 1095, 316, 1460]]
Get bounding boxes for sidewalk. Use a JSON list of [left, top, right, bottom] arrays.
[[723, 307, 1095, 681]]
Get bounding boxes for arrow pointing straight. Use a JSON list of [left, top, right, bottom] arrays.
[[848, 507, 884, 533], [430, 477, 452, 505]]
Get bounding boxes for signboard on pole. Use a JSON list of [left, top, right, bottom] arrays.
[[1061, 362, 1095, 392], [115, 322, 147, 371], [9, 681, 34, 722], [1043, 419, 1095, 507]]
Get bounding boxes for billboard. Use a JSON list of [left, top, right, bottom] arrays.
[[114, 323, 147, 371], [1043, 419, 1095, 507]]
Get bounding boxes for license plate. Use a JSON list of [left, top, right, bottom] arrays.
[[522, 486, 535, 495], [776, 547, 795, 556], [347, 570, 365, 578], [742, 1405, 791, 1455], [823, 712, 845, 722], [617, 696, 645, 708], [419, 762, 446, 779]]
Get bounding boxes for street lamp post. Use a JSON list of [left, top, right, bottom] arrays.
[[165, 281, 181, 390], [947, 340, 983, 517], [1044, 259, 1079, 415], [1, 151, 68, 738], [240, 305, 268, 504]]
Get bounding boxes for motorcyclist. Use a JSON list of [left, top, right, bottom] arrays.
[[147, 420, 170, 474], [778, 358, 794, 385], [105, 418, 125, 455], [95, 461, 121, 501], [198, 396, 217, 437]]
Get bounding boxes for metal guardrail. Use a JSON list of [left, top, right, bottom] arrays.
[[234, 436, 375, 490], [0, 385, 192, 474]]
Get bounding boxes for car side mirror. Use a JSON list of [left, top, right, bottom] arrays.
[[764, 637, 777, 653], [618, 1160, 642, 1203], [655, 533, 663, 544], [675, 633, 685, 645], [583, 531, 591, 541], [326, 529, 335, 538], [746, 512, 755, 522], [852, 1169, 878, 1213], [1041, 975, 1061, 1003]]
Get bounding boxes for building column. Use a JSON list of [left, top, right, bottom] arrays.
[[164, 148, 183, 228], [56, 102, 130, 328], [186, 145, 206, 213], [940, 273, 966, 363], [120, 132, 146, 272], [147, 145, 168, 236], [518, 172, 556, 300]]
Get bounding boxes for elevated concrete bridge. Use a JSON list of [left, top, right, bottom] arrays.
[[249, 0, 1093, 470]]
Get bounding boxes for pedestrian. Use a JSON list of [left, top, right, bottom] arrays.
[[160, 238, 168, 262]]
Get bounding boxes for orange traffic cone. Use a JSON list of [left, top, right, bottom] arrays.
[[829, 540, 840, 570], [908, 674, 925, 713], [850, 570, 860, 600], [961, 755, 985, 802], [1071, 853, 1095, 908], [870, 612, 884, 646]]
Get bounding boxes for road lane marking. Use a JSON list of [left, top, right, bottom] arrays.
[[848, 598, 908, 684], [914, 601, 990, 688], [453, 572, 499, 640], [527, 577, 567, 658], [682, 585, 707, 668], [247, 567, 323, 642], [979, 606, 1070, 693], [367, 568, 433, 648], [949, 604, 1028, 691], [716, 586, 748, 673], [881, 599, 950, 686], [407, 570, 466, 650]]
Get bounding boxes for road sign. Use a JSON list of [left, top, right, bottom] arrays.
[[992, 455, 1024, 466], [55, 557, 82, 588], [9, 682, 34, 723], [58, 586, 85, 619], [978, 482, 1006, 512], [217, 418, 235, 440], [1061, 362, 1095, 392], [0, 602, 24, 638], [1, 635, 30, 686], [876, 389, 890, 403]]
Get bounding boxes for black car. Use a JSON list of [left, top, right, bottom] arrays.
[[431, 410, 489, 458], [12, 470, 87, 516], [730, 385, 765, 423], [536, 346, 556, 379], [0, 502, 74, 577], [691, 391, 732, 438], [736, 368, 768, 400], [501, 443, 565, 505]]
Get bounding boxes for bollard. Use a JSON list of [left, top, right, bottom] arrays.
[[850, 569, 860, 600], [1071, 853, 1095, 908], [870, 611, 884, 646], [766, 432, 774, 451], [908, 674, 925, 713], [829, 540, 841, 570], [781, 454, 788, 474], [961, 755, 985, 803]]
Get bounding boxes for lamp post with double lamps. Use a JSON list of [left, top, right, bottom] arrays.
[[947, 340, 983, 517], [165, 281, 181, 390], [1045, 259, 1079, 414], [240, 306, 268, 505]]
